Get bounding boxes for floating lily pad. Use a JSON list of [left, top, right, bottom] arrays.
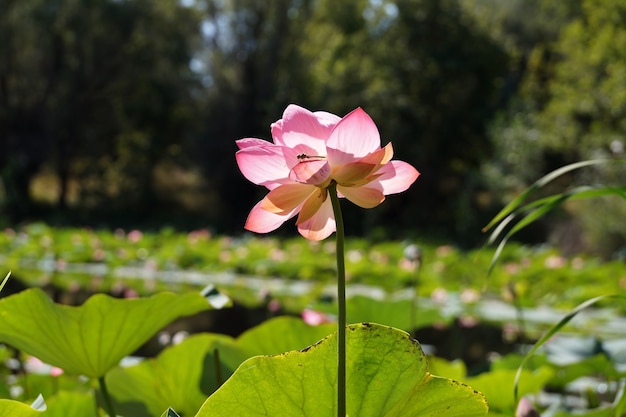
[[107, 316, 336, 416], [107, 333, 248, 417], [0, 401, 43, 417], [236, 315, 336, 356], [0, 288, 214, 377], [427, 356, 467, 382], [44, 391, 98, 417], [466, 368, 554, 413], [195, 322, 488, 416]]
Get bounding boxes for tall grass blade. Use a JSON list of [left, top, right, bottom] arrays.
[[513, 295, 615, 402], [0, 272, 10, 293], [486, 184, 626, 275], [482, 159, 609, 233]]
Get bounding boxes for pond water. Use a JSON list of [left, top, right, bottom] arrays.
[[5, 263, 626, 356]]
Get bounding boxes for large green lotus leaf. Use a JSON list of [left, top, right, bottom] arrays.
[[107, 333, 248, 417], [44, 391, 99, 417], [106, 317, 335, 417], [195, 323, 488, 416], [427, 356, 467, 382], [465, 367, 554, 412], [0, 399, 43, 417], [0, 288, 213, 378], [236, 316, 336, 356]]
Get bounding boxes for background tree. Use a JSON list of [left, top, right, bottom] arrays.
[[3, 0, 621, 252], [269, 0, 509, 242], [180, 0, 302, 231], [477, 0, 626, 254], [0, 0, 202, 224]]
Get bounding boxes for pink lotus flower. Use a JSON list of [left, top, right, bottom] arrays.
[[236, 104, 419, 240]]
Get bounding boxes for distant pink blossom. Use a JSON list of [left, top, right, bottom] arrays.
[[302, 309, 333, 326], [188, 229, 211, 244], [55, 259, 68, 271], [219, 250, 232, 263], [50, 366, 64, 377], [435, 245, 454, 257], [124, 288, 139, 299], [505, 262, 520, 275], [460, 288, 480, 303], [544, 255, 566, 269], [269, 248, 286, 261], [398, 258, 415, 271], [127, 230, 143, 243], [515, 397, 539, 417], [236, 104, 419, 240], [92, 248, 106, 261], [267, 299, 281, 313], [25, 356, 64, 377], [431, 288, 448, 304], [458, 315, 478, 328], [571, 257, 585, 269]]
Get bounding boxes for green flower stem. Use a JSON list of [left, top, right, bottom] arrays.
[[98, 376, 116, 417], [328, 182, 346, 417]]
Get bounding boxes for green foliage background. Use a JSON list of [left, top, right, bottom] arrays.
[[0, 0, 624, 253]]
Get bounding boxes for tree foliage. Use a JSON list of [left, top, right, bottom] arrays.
[[0, 0, 202, 221], [539, 0, 626, 155], [192, 0, 509, 241], [1, 0, 621, 249], [478, 0, 626, 253]]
